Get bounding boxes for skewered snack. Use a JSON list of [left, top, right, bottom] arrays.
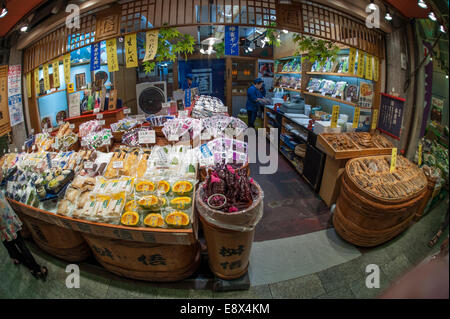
[[348, 132, 377, 149], [372, 133, 393, 148], [346, 155, 427, 200]]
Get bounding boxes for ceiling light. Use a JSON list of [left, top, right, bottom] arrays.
[[439, 25, 446, 33], [385, 11, 392, 21], [0, 4, 7, 18], [201, 37, 221, 45], [428, 12, 437, 21], [368, 0, 377, 11], [418, 0, 427, 9], [20, 25, 28, 32], [282, 30, 288, 34]]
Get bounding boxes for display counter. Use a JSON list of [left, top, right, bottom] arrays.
[[7, 194, 201, 282]]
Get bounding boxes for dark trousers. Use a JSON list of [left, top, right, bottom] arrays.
[[247, 110, 258, 128], [2, 232, 41, 272]]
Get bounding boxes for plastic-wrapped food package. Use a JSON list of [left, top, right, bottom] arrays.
[[191, 95, 228, 118], [332, 81, 347, 98], [79, 120, 103, 138], [110, 118, 139, 132], [82, 129, 113, 150], [306, 78, 322, 92]]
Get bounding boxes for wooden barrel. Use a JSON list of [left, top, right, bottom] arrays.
[[19, 214, 91, 262], [196, 181, 263, 280], [333, 155, 428, 247], [82, 233, 201, 282]]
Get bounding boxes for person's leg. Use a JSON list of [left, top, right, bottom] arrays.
[[429, 210, 450, 247], [13, 233, 42, 273], [2, 239, 22, 264], [247, 110, 256, 128]]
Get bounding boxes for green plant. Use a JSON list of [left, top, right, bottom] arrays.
[[142, 26, 196, 74], [214, 42, 225, 58], [265, 22, 281, 47], [293, 34, 340, 67]]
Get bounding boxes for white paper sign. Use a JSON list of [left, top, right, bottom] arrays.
[[178, 110, 188, 118], [7, 65, 24, 126], [84, 161, 93, 169], [96, 113, 103, 119], [99, 120, 105, 126], [139, 130, 156, 144], [113, 161, 123, 169], [69, 124, 75, 129], [201, 132, 211, 140], [68, 92, 81, 118], [168, 134, 178, 141], [93, 108, 100, 114], [123, 108, 131, 114]]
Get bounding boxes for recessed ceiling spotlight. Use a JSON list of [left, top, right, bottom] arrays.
[[418, 0, 428, 9], [428, 12, 437, 21], [20, 25, 28, 32], [0, 4, 7, 18]]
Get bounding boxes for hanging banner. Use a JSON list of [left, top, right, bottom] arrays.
[[348, 47, 357, 74], [90, 42, 101, 71], [365, 54, 373, 80], [106, 38, 119, 72], [63, 54, 71, 84], [377, 93, 405, 140], [390, 148, 397, 173], [43, 63, 50, 91], [0, 66, 10, 129], [125, 33, 138, 68], [26, 72, 31, 98], [373, 56, 379, 82], [356, 51, 365, 78], [7, 65, 24, 126], [421, 41, 433, 138], [52, 59, 60, 88], [143, 30, 159, 62], [34, 68, 40, 96], [225, 26, 239, 56]]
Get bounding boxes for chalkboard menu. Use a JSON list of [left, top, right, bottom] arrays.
[[377, 93, 405, 140]]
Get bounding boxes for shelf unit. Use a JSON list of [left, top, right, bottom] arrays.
[[301, 91, 359, 108], [306, 72, 365, 78], [276, 71, 302, 75]]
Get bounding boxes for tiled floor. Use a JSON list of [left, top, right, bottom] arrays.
[[0, 195, 447, 299]]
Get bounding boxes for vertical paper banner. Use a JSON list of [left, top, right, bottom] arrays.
[[125, 33, 138, 68], [34, 68, 40, 96], [52, 59, 60, 88], [418, 143, 423, 166], [348, 47, 357, 74], [390, 148, 397, 173], [143, 30, 159, 62], [356, 51, 365, 78], [90, 42, 101, 71], [373, 56, 379, 82], [352, 107, 360, 128], [26, 72, 31, 98], [330, 105, 340, 128], [63, 54, 71, 85], [43, 63, 50, 91], [371, 109, 379, 130], [365, 54, 373, 80], [106, 38, 119, 72]]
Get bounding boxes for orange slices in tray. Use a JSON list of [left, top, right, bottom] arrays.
[[169, 197, 192, 210], [165, 211, 190, 228], [171, 180, 194, 196], [121, 211, 140, 227], [143, 213, 165, 228]]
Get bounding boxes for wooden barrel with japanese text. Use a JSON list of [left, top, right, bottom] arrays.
[[82, 233, 201, 282]]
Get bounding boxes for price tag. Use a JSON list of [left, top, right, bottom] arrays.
[[99, 120, 105, 126], [31, 129, 34, 134], [69, 124, 75, 129], [371, 109, 378, 130], [178, 110, 188, 118], [96, 113, 103, 119], [113, 161, 123, 169], [201, 132, 211, 140], [84, 161, 94, 169], [330, 105, 339, 129], [58, 121, 64, 126], [390, 148, 397, 173], [93, 108, 100, 114], [138, 130, 156, 144], [352, 107, 360, 129], [14, 148, 18, 153], [22, 145, 25, 152], [137, 115, 146, 121], [123, 108, 131, 115], [418, 143, 423, 167], [168, 134, 178, 142], [32, 145, 36, 151]]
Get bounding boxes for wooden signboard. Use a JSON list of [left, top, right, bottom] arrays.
[[95, 4, 121, 42], [108, 89, 117, 110]]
